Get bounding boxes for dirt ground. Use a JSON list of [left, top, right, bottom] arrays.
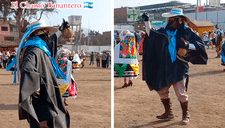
[[1, 48, 225, 128], [0, 58, 111, 128], [114, 48, 225, 128]]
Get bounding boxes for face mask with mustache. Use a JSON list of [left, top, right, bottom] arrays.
[[166, 17, 185, 31], [38, 33, 53, 53]]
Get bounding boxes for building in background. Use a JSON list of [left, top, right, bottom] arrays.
[[138, 1, 191, 20], [114, 7, 141, 32], [81, 31, 111, 46], [61, 31, 111, 53], [114, 1, 191, 31], [114, 7, 141, 24], [209, 0, 220, 6], [0, 19, 20, 51], [114, 0, 225, 32], [188, 20, 214, 36]]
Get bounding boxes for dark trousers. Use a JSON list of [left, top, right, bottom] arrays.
[[90, 59, 94, 65], [3, 59, 7, 68], [102, 60, 106, 68], [106, 59, 109, 68], [96, 60, 100, 67]]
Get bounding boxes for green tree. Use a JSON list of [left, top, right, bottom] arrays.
[[88, 30, 101, 36]]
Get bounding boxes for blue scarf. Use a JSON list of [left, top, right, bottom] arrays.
[[10, 21, 50, 83], [166, 29, 177, 63], [166, 25, 189, 63], [7, 36, 66, 83], [222, 52, 225, 63], [222, 44, 225, 63]]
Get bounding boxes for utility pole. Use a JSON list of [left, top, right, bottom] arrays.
[[217, 10, 218, 24], [196, 0, 199, 20], [206, 0, 208, 20], [87, 17, 90, 53]]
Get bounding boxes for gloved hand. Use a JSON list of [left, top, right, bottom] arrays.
[[59, 18, 70, 31], [32, 88, 40, 98], [179, 38, 189, 49], [141, 12, 149, 21]]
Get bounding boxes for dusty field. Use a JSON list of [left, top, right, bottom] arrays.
[[0, 58, 111, 128], [114, 48, 225, 128]]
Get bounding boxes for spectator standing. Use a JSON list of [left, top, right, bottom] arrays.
[[80, 50, 86, 68], [102, 52, 107, 68], [106, 53, 110, 68], [96, 52, 101, 67], [89, 51, 94, 65], [3, 50, 10, 68]]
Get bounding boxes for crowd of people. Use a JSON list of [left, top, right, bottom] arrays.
[[201, 24, 224, 58], [89, 51, 111, 68], [0, 49, 17, 69], [56, 48, 111, 69], [1, 47, 111, 73]]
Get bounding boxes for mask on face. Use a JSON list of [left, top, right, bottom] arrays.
[[38, 33, 53, 53], [166, 17, 184, 31], [166, 20, 176, 31]]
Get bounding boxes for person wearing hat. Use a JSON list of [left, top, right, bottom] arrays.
[[141, 8, 208, 125], [215, 24, 224, 58], [114, 30, 139, 88], [96, 52, 101, 67], [6, 19, 73, 128]]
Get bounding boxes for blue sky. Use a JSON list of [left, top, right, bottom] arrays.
[[114, 0, 225, 8], [41, 0, 111, 34]]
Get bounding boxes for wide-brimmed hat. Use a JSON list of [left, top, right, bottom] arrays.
[[28, 20, 57, 36], [13, 20, 58, 83], [162, 8, 190, 23]]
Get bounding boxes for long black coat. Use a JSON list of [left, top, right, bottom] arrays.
[[142, 28, 208, 91], [19, 46, 70, 128]]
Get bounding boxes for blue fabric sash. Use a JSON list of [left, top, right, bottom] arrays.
[[222, 44, 225, 63], [222, 52, 225, 63], [15, 21, 49, 83], [166, 29, 177, 63], [7, 36, 66, 83], [6, 57, 17, 82]]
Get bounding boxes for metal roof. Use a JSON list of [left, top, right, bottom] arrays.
[[136, 1, 191, 10], [191, 20, 214, 27]]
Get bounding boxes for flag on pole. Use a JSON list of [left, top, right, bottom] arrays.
[[84, 1, 93, 8]]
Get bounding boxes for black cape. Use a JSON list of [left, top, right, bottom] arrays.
[[142, 28, 208, 91], [19, 46, 70, 128]]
